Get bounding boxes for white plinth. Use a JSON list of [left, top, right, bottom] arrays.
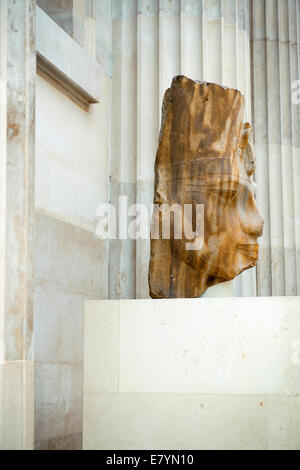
[[83, 297, 300, 450]]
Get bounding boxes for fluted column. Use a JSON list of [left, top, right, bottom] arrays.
[[110, 0, 255, 298], [136, 1, 159, 298], [252, 0, 300, 296], [110, 0, 138, 298]]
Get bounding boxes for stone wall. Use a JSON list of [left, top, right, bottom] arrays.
[[33, 1, 112, 450]]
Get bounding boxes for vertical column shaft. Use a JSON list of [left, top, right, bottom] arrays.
[[0, 0, 35, 450], [252, 0, 300, 296]]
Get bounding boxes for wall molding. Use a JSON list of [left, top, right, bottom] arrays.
[[36, 6, 101, 110]]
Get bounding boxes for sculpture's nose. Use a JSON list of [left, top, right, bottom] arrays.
[[250, 215, 264, 238], [239, 197, 264, 239]]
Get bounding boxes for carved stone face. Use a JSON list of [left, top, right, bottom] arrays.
[[149, 76, 264, 298]]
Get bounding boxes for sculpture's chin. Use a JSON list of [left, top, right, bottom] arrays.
[[202, 247, 259, 286], [235, 246, 259, 276], [226, 254, 258, 281], [149, 253, 258, 298]]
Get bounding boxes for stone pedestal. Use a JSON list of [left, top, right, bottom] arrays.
[[83, 297, 300, 450]]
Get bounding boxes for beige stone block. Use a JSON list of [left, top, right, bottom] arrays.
[[84, 300, 119, 393], [35, 362, 82, 407], [34, 214, 108, 448], [36, 73, 110, 232], [266, 395, 300, 450], [35, 431, 82, 450], [35, 362, 82, 443], [83, 297, 300, 450], [83, 392, 267, 450], [35, 212, 108, 298], [23, 361, 35, 450], [35, 284, 84, 363], [117, 298, 300, 394], [0, 361, 34, 450], [1, 362, 23, 450], [35, 399, 82, 444]]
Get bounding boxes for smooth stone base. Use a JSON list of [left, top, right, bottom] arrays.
[[83, 297, 300, 450]]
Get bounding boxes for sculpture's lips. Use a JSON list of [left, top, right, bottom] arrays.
[[237, 243, 259, 259]]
